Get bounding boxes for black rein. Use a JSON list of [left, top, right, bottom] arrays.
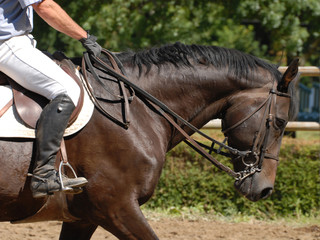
[[81, 51, 287, 182]]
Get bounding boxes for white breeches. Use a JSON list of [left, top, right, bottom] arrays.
[[0, 34, 80, 105]]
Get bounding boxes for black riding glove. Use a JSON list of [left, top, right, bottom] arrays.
[[79, 33, 102, 57]]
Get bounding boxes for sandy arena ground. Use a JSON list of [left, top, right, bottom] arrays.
[[1, 215, 319, 240]]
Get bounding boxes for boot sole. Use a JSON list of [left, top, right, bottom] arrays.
[[32, 180, 88, 198], [63, 179, 88, 189]]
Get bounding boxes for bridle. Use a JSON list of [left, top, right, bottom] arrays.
[[221, 82, 291, 181], [81, 51, 291, 183]]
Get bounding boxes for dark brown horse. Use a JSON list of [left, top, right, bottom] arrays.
[[0, 42, 298, 239]]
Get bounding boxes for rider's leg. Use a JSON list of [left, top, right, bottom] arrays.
[[0, 34, 87, 198], [31, 93, 87, 198], [0, 34, 79, 104]]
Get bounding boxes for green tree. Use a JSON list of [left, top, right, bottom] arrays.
[[33, 0, 319, 65], [236, 0, 320, 65]]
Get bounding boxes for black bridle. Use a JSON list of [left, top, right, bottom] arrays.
[[82, 51, 291, 182], [220, 84, 291, 181]]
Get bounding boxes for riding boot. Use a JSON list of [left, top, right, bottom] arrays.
[[30, 94, 88, 198]]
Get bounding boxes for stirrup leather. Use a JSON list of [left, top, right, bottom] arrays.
[[58, 138, 84, 191]]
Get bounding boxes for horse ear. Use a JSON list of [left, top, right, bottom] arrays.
[[277, 58, 299, 93]]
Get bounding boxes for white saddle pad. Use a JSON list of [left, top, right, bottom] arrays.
[[0, 82, 94, 139]]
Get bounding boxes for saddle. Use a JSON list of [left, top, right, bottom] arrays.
[[0, 51, 88, 183], [0, 51, 84, 129], [4, 50, 133, 224]]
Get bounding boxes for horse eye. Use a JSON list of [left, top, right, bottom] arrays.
[[275, 118, 286, 129]]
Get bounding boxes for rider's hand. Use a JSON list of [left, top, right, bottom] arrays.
[[79, 33, 102, 57]]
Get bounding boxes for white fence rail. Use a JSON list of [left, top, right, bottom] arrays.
[[203, 120, 320, 131], [278, 66, 320, 76]]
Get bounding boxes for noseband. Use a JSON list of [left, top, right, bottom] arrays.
[[82, 52, 291, 183]]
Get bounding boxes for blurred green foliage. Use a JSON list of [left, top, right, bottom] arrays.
[[33, 0, 319, 65], [146, 142, 320, 219]]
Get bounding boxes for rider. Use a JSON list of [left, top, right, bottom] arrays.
[[0, 0, 101, 198]]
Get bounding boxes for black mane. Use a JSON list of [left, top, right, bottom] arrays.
[[117, 42, 281, 81], [116, 42, 298, 120]]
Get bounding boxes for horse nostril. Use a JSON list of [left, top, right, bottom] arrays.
[[260, 187, 273, 199]]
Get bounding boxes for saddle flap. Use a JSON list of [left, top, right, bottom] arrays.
[[10, 80, 47, 128], [4, 52, 85, 129]]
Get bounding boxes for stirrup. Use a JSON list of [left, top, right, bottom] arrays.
[[58, 161, 79, 191]]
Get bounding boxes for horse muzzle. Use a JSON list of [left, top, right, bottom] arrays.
[[234, 169, 274, 202]]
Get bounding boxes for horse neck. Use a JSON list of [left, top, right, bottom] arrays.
[[125, 63, 268, 148], [134, 64, 269, 118]]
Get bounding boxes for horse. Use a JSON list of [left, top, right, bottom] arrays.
[[0, 42, 298, 239]]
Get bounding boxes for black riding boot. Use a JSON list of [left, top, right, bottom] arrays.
[[30, 94, 87, 198]]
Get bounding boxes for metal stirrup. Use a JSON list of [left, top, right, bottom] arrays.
[[58, 139, 79, 191], [58, 161, 79, 191]]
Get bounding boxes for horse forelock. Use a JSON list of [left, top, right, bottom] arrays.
[[117, 42, 282, 82]]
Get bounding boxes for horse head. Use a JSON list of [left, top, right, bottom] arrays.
[[222, 59, 299, 201]]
